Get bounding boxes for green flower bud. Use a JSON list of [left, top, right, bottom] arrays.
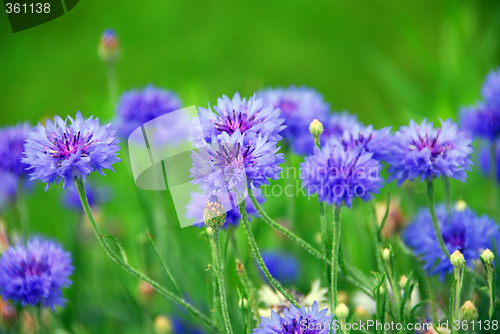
[[460, 300, 478, 322], [309, 119, 324, 137], [381, 248, 391, 261], [154, 315, 172, 334], [480, 248, 495, 264], [399, 275, 408, 289], [203, 195, 227, 229], [450, 250, 465, 268], [335, 303, 349, 319]]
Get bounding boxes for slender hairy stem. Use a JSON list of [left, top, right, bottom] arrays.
[[106, 63, 118, 110], [443, 177, 451, 215], [369, 201, 384, 274], [248, 188, 374, 297], [319, 201, 329, 287], [212, 228, 233, 334], [238, 198, 300, 308], [33, 306, 44, 334], [427, 180, 451, 258], [75, 179, 217, 333], [236, 259, 261, 323], [331, 205, 342, 309]]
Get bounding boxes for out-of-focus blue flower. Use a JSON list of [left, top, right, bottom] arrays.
[[23, 111, 121, 191], [62, 184, 111, 211], [260, 251, 299, 285], [252, 301, 333, 334], [290, 111, 362, 155], [300, 144, 384, 208], [0, 123, 31, 176], [403, 205, 500, 280], [115, 85, 183, 139], [329, 125, 392, 161], [460, 103, 500, 141], [0, 237, 73, 310], [186, 191, 263, 227], [257, 86, 328, 152], [387, 119, 473, 186], [0, 171, 17, 211], [194, 92, 285, 147], [190, 130, 284, 194], [98, 28, 119, 63], [481, 67, 500, 107], [477, 141, 500, 182], [172, 318, 205, 334]]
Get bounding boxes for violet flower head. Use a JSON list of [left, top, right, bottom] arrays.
[[477, 141, 500, 182], [115, 85, 183, 139], [190, 130, 284, 194], [329, 124, 392, 162], [186, 191, 263, 227], [194, 92, 285, 147], [481, 67, 500, 107], [252, 301, 333, 334], [403, 205, 500, 280], [0, 122, 31, 176], [257, 86, 328, 149], [0, 237, 73, 310], [0, 171, 17, 211], [293, 111, 362, 155], [387, 119, 473, 186], [260, 251, 299, 285], [460, 103, 500, 141], [300, 144, 384, 208], [23, 111, 121, 190]]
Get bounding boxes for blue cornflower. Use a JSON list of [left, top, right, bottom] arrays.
[[300, 144, 384, 208], [257, 86, 328, 152], [290, 111, 362, 156], [194, 92, 285, 147], [481, 67, 500, 107], [0, 122, 31, 176], [190, 130, 284, 194], [387, 119, 473, 186], [62, 184, 111, 211], [403, 205, 500, 280], [0, 171, 17, 211], [260, 251, 299, 285], [460, 103, 500, 141], [115, 85, 183, 139], [172, 317, 205, 334], [23, 111, 121, 190], [0, 237, 73, 310], [186, 191, 263, 227], [329, 125, 392, 161], [252, 301, 333, 334]]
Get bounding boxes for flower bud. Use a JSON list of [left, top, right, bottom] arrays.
[[454, 200, 467, 212], [480, 249, 495, 264], [138, 281, 155, 301], [154, 315, 172, 334], [354, 305, 369, 320], [450, 250, 465, 268], [98, 29, 119, 63], [203, 195, 227, 229], [238, 298, 248, 308], [399, 275, 408, 289], [335, 303, 349, 319], [460, 300, 478, 322], [381, 248, 391, 261], [309, 119, 324, 137]]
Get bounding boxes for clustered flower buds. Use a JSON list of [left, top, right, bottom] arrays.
[[203, 195, 227, 229], [450, 250, 465, 268]]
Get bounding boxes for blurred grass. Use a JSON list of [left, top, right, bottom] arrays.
[[2, 0, 500, 332]]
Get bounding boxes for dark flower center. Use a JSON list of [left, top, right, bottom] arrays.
[[215, 109, 257, 135], [44, 129, 96, 163], [410, 128, 453, 161]]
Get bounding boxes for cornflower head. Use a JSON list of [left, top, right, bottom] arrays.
[[23, 111, 120, 190], [0, 122, 31, 176]]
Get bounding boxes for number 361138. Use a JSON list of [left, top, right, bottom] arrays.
[[5, 3, 50, 13]]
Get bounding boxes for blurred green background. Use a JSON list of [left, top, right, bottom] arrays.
[[1, 0, 500, 333]]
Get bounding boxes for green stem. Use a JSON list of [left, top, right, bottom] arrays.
[[238, 198, 300, 308], [285, 146, 295, 227], [331, 205, 342, 309], [319, 201, 329, 288], [212, 228, 233, 334], [33, 306, 44, 334], [15, 179, 28, 237], [106, 63, 118, 111], [369, 201, 384, 274], [487, 265, 494, 320], [427, 180, 451, 259], [248, 188, 374, 298], [75, 179, 217, 333], [443, 177, 451, 215], [424, 275, 438, 325], [236, 259, 261, 324]]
